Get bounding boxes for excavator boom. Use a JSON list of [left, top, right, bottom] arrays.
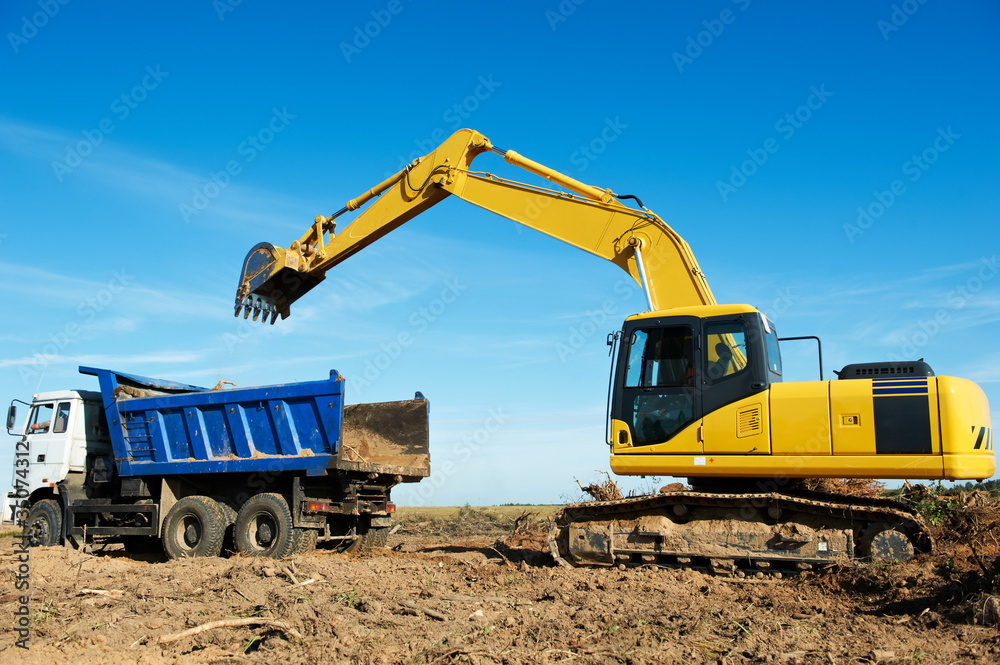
[[235, 128, 714, 323]]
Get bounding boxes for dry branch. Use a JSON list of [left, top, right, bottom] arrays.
[[156, 618, 302, 644], [398, 599, 447, 621]]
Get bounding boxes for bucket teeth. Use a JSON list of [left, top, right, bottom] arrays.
[[234, 294, 278, 324]]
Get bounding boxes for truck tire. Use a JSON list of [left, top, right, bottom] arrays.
[[234, 493, 295, 560], [25, 499, 62, 547], [217, 502, 238, 554], [290, 527, 318, 555], [161, 496, 226, 559], [344, 525, 389, 553]]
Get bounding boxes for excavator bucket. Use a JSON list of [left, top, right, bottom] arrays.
[[234, 242, 325, 324]]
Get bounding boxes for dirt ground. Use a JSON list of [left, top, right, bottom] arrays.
[[1, 499, 999, 665]]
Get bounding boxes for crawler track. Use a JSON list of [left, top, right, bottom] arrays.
[[548, 490, 932, 575]]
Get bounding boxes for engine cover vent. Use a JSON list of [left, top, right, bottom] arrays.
[[835, 361, 935, 380], [737, 404, 762, 438]]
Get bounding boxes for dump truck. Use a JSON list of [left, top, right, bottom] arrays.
[[7, 366, 429, 559]]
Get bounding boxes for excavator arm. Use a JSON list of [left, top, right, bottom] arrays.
[[235, 128, 715, 323]]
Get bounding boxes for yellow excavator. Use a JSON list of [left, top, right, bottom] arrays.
[[234, 128, 994, 573]]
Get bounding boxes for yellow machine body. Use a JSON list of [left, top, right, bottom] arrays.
[[610, 377, 994, 481], [234, 129, 996, 485]]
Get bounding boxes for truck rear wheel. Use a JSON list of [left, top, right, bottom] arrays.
[[162, 496, 226, 559], [25, 499, 62, 547], [344, 525, 390, 553], [290, 527, 318, 555], [234, 493, 295, 560]]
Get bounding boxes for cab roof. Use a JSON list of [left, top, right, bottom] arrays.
[[625, 303, 761, 322]]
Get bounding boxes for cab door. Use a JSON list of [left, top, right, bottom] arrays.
[[24, 401, 73, 491], [701, 314, 772, 454], [612, 316, 703, 453]]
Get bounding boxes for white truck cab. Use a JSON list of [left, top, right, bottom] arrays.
[[8, 390, 112, 514]]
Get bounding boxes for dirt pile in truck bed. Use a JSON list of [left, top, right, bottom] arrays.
[[340, 400, 430, 470]]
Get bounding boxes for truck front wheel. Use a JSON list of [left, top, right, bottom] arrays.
[[25, 499, 62, 547], [234, 493, 295, 560], [162, 496, 226, 559]]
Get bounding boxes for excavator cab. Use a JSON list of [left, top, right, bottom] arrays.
[[610, 305, 778, 452]]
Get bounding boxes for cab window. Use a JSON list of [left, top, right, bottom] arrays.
[[765, 325, 782, 376], [704, 321, 748, 383], [29, 403, 54, 432], [623, 325, 696, 445], [625, 326, 693, 387], [53, 402, 71, 434]]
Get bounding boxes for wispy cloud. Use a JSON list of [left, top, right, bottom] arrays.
[[0, 350, 205, 369], [0, 116, 319, 233]]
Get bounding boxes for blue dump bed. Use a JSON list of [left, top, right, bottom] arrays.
[[79, 366, 430, 480]]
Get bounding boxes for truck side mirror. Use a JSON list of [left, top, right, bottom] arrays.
[[6, 405, 16, 433]]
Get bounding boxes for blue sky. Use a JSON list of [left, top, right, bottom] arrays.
[[1, 1, 997, 505]]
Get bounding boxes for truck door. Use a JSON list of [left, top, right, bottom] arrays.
[[24, 401, 72, 491]]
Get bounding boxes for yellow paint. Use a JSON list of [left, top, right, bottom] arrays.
[[626, 419, 703, 455], [627, 303, 758, 321], [939, 376, 995, 479], [769, 382, 831, 455], [611, 453, 945, 479], [702, 394, 770, 454], [829, 379, 877, 455]]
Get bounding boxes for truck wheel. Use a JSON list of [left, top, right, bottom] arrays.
[[217, 502, 238, 554], [361, 526, 390, 550], [235, 493, 295, 559], [344, 525, 390, 553], [25, 499, 62, 547], [290, 527, 318, 555], [161, 496, 226, 559]]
